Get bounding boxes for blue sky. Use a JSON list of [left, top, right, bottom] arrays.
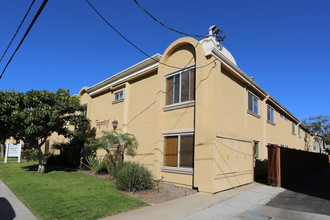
[[0, 0, 329, 121]]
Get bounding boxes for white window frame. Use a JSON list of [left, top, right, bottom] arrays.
[[247, 91, 259, 116], [82, 103, 88, 117], [164, 67, 195, 110], [162, 130, 194, 174], [292, 122, 296, 135], [267, 105, 275, 124], [253, 140, 260, 159], [113, 90, 124, 104]]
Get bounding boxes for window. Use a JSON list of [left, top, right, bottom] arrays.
[[280, 114, 284, 119], [253, 141, 259, 159], [305, 131, 307, 139], [298, 127, 301, 137], [82, 104, 87, 117], [292, 122, 296, 135], [113, 90, 124, 103], [163, 134, 194, 169], [165, 69, 195, 106], [267, 105, 275, 123], [248, 92, 258, 115]]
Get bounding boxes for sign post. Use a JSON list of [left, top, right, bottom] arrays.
[[4, 141, 22, 163]]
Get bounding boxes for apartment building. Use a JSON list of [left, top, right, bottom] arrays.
[[78, 29, 312, 193]]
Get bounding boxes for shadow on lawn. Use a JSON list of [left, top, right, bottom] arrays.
[[21, 164, 77, 173]]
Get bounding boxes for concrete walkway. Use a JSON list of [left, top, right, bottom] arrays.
[[103, 182, 330, 220], [0, 180, 37, 220]]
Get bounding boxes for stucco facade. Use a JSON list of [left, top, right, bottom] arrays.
[[77, 35, 312, 193]]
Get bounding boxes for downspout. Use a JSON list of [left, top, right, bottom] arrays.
[[263, 95, 270, 159], [192, 65, 197, 190]]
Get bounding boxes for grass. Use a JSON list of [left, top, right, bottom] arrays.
[[0, 157, 19, 162], [0, 162, 147, 219]]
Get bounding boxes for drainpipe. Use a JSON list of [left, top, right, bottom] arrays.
[[263, 95, 270, 159], [192, 67, 197, 190]]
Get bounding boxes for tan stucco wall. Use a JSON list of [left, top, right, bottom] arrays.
[[78, 37, 312, 193]]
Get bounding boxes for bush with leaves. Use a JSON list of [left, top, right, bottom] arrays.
[[84, 155, 110, 174], [111, 161, 153, 192], [85, 130, 138, 167], [47, 138, 85, 168], [21, 148, 38, 161]]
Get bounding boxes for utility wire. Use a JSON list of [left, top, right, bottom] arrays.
[[84, 0, 216, 71], [133, 0, 209, 38], [0, 0, 36, 65], [0, 0, 48, 79]]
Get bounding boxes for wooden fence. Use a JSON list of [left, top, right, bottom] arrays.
[[267, 144, 329, 187]]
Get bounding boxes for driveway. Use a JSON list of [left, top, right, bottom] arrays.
[[104, 181, 329, 220], [267, 164, 330, 216]]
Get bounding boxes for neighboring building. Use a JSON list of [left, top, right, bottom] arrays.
[[313, 135, 330, 154], [78, 27, 312, 193]]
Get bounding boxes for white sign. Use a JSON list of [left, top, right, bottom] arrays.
[[4, 141, 22, 163], [8, 144, 20, 157]]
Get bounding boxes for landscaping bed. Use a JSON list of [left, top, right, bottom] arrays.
[[77, 169, 197, 204]]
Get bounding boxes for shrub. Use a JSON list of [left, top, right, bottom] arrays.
[[47, 139, 84, 168], [21, 149, 38, 161], [112, 161, 153, 192], [84, 156, 110, 174]]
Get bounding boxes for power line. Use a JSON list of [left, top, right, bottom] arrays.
[[0, 0, 36, 65], [0, 0, 48, 80], [133, 0, 209, 38], [84, 0, 216, 71]]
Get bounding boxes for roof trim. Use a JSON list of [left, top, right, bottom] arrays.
[[86, 54, 162, 95], [211, 48, 311, 133]]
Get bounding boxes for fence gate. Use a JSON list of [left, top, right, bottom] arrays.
[[267, 145, 281, 186]]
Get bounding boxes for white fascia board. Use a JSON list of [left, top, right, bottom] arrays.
[[267, 97, 309, 132], [211, 48, 267, 97], [86, 54, 162, 95], [211, 48, 308, 132], [89, 62, 159, 95]]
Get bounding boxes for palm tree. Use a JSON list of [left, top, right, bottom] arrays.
[[86, 130, 138, 165]]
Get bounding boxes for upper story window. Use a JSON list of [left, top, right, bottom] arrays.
[[165, 69, 195, 106], [113, 90, 124, 104], [248, 92, 259, 115], [267, 105, 275, 123], [292, 122, 296, 135], [305, 131, 307, 139], [298, 127, 301, 138]]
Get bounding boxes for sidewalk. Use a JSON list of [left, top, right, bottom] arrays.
[[0, 180, 37, 220], [103, 182, 329, 220]]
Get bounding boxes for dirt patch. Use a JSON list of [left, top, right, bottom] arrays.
[[77, 170, 197, 204], [77, 169, 113, 181], [121, 182, 197, 204]]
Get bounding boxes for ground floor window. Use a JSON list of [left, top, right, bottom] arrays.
[[253, 141, 259, 159], [163, 134, 194, 168]]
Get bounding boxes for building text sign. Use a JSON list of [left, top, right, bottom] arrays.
[[4, 142, 22, 163]]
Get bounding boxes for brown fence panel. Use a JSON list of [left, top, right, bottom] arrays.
[[267, 144, 329, 187], [267, 145, 280, 186]]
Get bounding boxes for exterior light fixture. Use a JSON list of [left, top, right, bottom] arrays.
[[112, 119, 118, 130]]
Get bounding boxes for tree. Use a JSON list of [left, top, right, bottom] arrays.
[[86, 130, 138, 166], [303, 115, 330, 153], [0, 89, 89, 173]]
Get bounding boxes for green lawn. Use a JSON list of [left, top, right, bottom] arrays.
[[0, 157, 19, 162], [0, 163, 147, 219]]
